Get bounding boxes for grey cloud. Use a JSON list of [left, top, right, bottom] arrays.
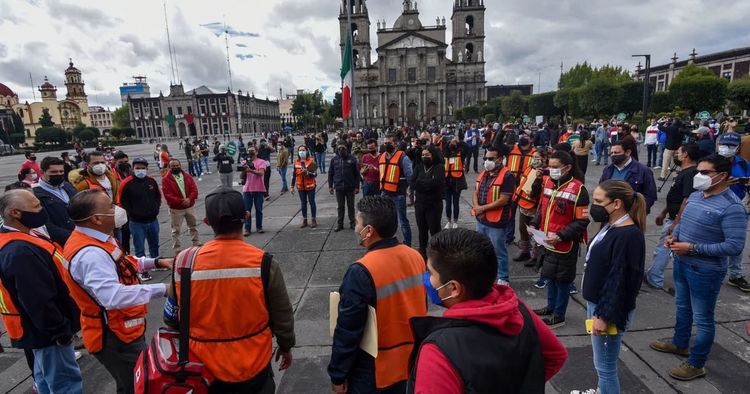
[[236, 54, 255, 60], [46, 0, 121, 29], [266, 0, 337, 26], [267, 72, 298, 99], [236, 43, 248, 48], [200, 22, 260, 38], [311, 35, 341, 83], [268, 34, 306, 56], [0, 43, 6, 58]]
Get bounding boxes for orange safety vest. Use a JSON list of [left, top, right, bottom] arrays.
[[444, 152, 464, 179], [62, 229, 147, 353], [506, 145, 535, 180], [538, 177, 588, 254], [294, 159, 317, 191], [513, 166, 541, 210], [358, 244, 427, 388], [175, 240, 272, 383], [379, 150, 405, 193], [0, 231, 68, 342], [83, 174, 120, 204], [475, 167, 512, 224]]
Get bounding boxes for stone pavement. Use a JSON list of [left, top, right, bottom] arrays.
[[1, 140, 749, 393]]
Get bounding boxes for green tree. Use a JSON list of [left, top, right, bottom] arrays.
[[484, 113, 497, 123], [110, 128, 123, 139], [35, 127, 67, 144], [461, 105, 480, 121], [673, 64, 715, 82], [122, 127, 136, 138], [528, 92, 557, 118], [38, 108, 54, 127], [727, 76, 750, 111], [12, 113, 25, 135], [331, 92, 343, 120], [78, 129, 96, 142], [558, 62, 594, 90], [669, 75, 728, 115], [579, 79, 623, 117], [292, 90, 326, 129], [618, 80, 649, 115], [112, 104, 130, 128], [500, 90, 526, 119], [592, 65, 631, 85], [9, 133, 26, 145]]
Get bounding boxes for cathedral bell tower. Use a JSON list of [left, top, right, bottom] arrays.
[[451, 0, 485, 64], [64, 58, 87, 104], [339, 0, 372, 68]]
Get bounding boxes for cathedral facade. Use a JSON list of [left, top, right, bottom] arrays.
[[339, 0, 486, 128]]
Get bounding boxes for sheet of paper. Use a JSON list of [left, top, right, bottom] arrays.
[[521, 170, 538, 194], [527, 226, 555, 249], [329, 292, 379, 358]]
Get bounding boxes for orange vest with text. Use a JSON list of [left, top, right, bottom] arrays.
[[538, 177, 588, 254], [513, 166, 541, 211], [444, 152, 464, 179], [0, 231, 68, 342], [62, 229, 147, 353], [175, 241, 272, 383], [358, 244, 427, 388], [379, 150, 405, 193], [475, 167, 512, 224], [294, 159, 317, 191], [506, 145, 535, 180]]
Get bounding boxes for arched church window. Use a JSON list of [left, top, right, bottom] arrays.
[[464, 43, 474, 62], [353, 49, 360, 68], [465, 15, 474, 35], [351, 23, 359, 43]]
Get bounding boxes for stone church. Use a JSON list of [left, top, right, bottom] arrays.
[[339, 0, 486, 128]]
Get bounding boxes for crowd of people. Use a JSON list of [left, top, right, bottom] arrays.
[[0, 114, 749, 394]]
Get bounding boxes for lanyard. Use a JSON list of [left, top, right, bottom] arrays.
[[585, 214, 630, 262]]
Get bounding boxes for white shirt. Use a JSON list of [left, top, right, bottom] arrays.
[[69, 227, 165, 310], [97, 176, 113, 198]]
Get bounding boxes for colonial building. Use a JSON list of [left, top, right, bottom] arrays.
[[339, 0, 487, 127], [6, 60, 92, 141], [127, 84, 280, 139], [636, 47, 750, 92], [0, 83, 19, 142], [89, 106, 113, 133]]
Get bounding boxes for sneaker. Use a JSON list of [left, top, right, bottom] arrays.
[[74, 351, 82, 360], [513, 251, 531, 262], [451, 221, 459, 229], [654, 165, 662, 169], [669, 362, 706, 381], [534, 278, 548, 289], [569, 283, 578, 295], [657, 176, 666, 181], [542, 315, 566, 328], [198, 177, 202, 181], [139, 272, 152, 282], [496, 279, 510, 287], [728, 276, 750, 292], [649, 339, 689, 356], [533, 306, 553, 316], [570, 389, 598, 394], [444, 220, 452, 229]]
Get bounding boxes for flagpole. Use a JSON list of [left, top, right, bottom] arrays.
[[346, 1, 359, 132]]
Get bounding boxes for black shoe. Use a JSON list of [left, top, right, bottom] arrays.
[[728, 276, 750, 292], [533, 306, 553, 316], [349, 222, 355, 229], [542, 315, 566, 329], [334, 225, 344, 232], [512, 252, 531, 262]]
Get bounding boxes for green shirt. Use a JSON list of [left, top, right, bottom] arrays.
[[173, 173, 186, 198]]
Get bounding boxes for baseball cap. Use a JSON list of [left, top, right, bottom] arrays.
[[692, 127, 710, 136], [718, 133, 741, 146], [205, 187, 245, 228], [132, 157, 149, 166]]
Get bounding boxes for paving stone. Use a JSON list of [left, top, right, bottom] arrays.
[[308, 250, 363, 287], [271, 251, 319, 288]]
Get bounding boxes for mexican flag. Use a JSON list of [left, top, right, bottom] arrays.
[[340, 35, 352, 119]]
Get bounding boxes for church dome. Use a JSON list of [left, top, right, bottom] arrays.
[[66, 60, 80, 74], [40, 76, 56, 90], [0, 83, 16, 97]]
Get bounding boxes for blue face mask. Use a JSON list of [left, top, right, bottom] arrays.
[[134, 169, 148, 179], [422, 272, 453, 306]]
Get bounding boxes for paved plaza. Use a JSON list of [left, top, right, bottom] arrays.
[[1, 140, 749, 393]]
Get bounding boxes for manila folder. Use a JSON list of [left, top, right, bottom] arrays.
[[330, 291, 378, 358]]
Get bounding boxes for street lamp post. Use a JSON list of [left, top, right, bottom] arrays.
[[632, 54, 651, 127]]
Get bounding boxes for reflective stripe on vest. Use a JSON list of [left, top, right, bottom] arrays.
[[475, 167, 511, 224], [507, 146, 535, 179], [294, 159, 316, 191], [359, 244, 427, 388], [62, 230, 147, 353], [0, 231, 67, 342], [513, 167, 538, 210], [175, 267, 261, 282], [539, 177, 585, 254], [445, 153, 464, 179], [379, 150, 404, 193]]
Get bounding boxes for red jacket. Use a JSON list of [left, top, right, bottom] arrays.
[[413, 285, 568, 393], [161, 170, 198, 209]]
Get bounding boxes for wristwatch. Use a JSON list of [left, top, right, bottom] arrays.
[[688, 243, 698, 255]]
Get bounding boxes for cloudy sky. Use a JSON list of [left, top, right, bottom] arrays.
[[1, 0, 748, 109]]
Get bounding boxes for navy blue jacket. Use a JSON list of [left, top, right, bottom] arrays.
[[328, 238, 398, 385], [33, 182, 77, 245], [600, 159, 657, 211], [0, 228, 80, 349], [328, 153, 361, 192]]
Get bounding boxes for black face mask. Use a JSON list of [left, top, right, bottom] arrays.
[[673, 156, 682, 167], [369, 149, 377, 154], [589, 202, 613, 223], [611, 154, 627, 166], [47, 174, 65, 187], [19, 210, 48, 229], [385, 144, 395, 154], [171, 168, 182, 175], [118, 163, 131, 173], [338, 149, 348, 158], [422, 158, 433, 166]]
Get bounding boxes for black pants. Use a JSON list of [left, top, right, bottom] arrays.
[[121, 220, 131, 254], [208, 365, 275, 394], [415, 201, 442, 257], [263, 166, 272, 197], [186, 159, 195, 176], [336, 190, 355, 227], [93, 333, 146, 394], [466, 145, 480, 172], [575, 154, 589, 176]]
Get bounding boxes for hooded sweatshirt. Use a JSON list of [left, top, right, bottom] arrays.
[[413, 285, 567, 393]]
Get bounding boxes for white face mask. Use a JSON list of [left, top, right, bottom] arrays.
[[298, 150, 308, 159], [693, 173, 717, 191], [549, 168, 563, 180], [114, 205, 128, 229], [92, 163, 107, 176], [718, 145, 736, 158], [484, 160, 496, 172]]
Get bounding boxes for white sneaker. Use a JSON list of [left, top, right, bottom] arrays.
[[451, 221, 459, 229], [654, 165, 661, 169], [444, 220, 452, 229], [570, 389, 598, 394], [496, 279, 511, 287], [74, 351, 82, 360], [198, 177, 202, 181]]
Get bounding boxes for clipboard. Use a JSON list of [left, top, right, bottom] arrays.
[[330, 291, 378, 358]]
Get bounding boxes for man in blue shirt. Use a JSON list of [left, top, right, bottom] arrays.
[[593, 120, 609, 165], [464, 123, 481, 173], [651, 154, 747, 381], [716, 133, 750, 292], [599, 140, 657, 211]]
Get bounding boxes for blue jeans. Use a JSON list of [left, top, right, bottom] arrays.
[[672, 257, 726, 368], [193, 160, 203, 177], [657, 144, 665, 166], [315, 152, 326, 173], [298, 189, 317, 218], [587, 301, 633, 394], [505, 201, 517, 242], [129, 219, 160, 258], [646, 144, 658, 167], [201, 156, 210, 173], [33, 344, 83, 394], [443, 189, 461, 220], [546, 280, 572, 319], [278, 166, 288, 191], [727, 254, 744, 280], [243, 191, 264, 231], [384, 193, 412, 247], [476, 222, 509, 281], [362, 181, 379, 197], [645, 218, 673, 288], [595, 142, 609, 165]]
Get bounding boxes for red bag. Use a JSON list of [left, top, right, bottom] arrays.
[[134, 247, 214, 393]]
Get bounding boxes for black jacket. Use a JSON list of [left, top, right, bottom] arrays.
[[33, 182, 77, 246], [213, 153, 235, 174], [328, 153, 361, 192], [119, 175, 162, 223], [0, 229, 81, 349], [410, 161, 445, 204]]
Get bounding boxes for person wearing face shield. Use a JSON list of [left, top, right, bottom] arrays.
[[408, 229, 567, 393], [651, 154, 748, 380]]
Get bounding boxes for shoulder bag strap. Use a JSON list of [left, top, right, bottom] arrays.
[[177, 246, 201, 366]]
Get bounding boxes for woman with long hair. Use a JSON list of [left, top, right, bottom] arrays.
[[572, 130, 593, 176], [410, 145, 445, 258], [572, 180, 646, 394]]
